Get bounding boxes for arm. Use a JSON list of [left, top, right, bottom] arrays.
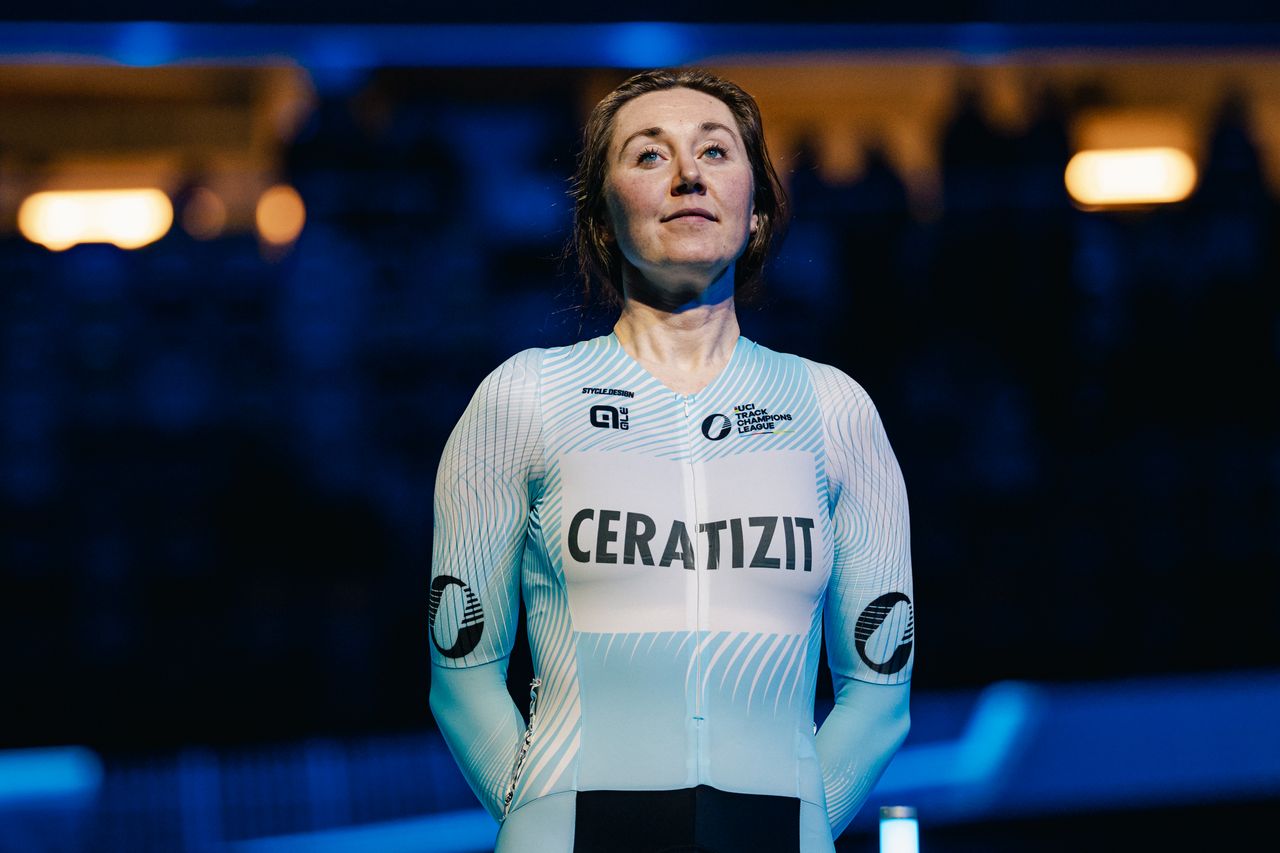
[[815, 678, 911, 836], [428, 349, 544, 821], [430, 661, 527, 821], [808, 362, 915, 836]]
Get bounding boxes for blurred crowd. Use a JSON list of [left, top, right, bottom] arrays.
[[1, 71, 1277, 752]]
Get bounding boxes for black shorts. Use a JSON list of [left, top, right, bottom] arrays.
[[573, 785, 801, 853]]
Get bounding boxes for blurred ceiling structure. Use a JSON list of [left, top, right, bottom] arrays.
[[1, 0, 1279, 23], [0, 63, 311, 236], [0, 21, 1279, 236]]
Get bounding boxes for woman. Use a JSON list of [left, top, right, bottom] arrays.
[[429, 68, 914, 853]]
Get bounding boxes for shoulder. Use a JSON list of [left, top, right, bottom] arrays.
[[793, 357, 900, 479], [479, 347, 546, 388], [742, 340, 867, 395], [795, 356, 878, 418], [541, 333, 615, 372], [467, 347, 546, 404], [465, 334, 619, 412], [737, 341, 880, 423], [449, 349, 548, 438], [445, 349, 548, 468], [736, 337, 827, 386]]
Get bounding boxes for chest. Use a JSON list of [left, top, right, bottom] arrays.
[[537, 383, 835, 635]]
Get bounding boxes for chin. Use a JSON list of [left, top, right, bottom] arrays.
[[659, 243, 738, 268], [655, 257, 732, 278]]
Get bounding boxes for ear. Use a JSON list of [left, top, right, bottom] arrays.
[[596, 209, 616, 244], [749, 209, 760, 235]]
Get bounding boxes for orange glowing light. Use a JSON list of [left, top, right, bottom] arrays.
[[1064, 147, 1197, 207], [18, 189, 174, 251], [181, 187, 228, 240], [255, 184, 306, 245]]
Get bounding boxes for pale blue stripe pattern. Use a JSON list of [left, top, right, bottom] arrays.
[[805, 359, 915, 833], [429, 335, 913, 851]]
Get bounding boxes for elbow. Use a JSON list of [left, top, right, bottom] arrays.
[[894, 707, 911, 752], [428, 677, 441, 718], [885, 684, 911, 758], [428, 666, 454, 727]]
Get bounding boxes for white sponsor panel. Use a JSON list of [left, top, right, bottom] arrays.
[[558, 451, 693, 633], [696, 451, 829, 634], [557, 450, 830, 635]]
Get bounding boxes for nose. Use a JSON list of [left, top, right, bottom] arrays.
[[672, 153, 704, 196]]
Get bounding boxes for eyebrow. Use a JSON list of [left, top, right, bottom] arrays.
[[616, 121, 741, 161]]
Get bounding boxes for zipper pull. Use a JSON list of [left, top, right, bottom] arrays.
[[527, 677, 543, 718]]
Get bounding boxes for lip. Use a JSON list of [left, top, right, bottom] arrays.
[[661, 208, 717, 222]]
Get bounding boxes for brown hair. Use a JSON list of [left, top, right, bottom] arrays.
[[569, 68, 788, 312]]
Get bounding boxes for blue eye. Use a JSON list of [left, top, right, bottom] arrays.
[[703, 145, 727, 159], [637, 148, 661, 164]]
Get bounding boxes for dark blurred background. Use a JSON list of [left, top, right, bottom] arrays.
[[1, 7, 1278, 853]]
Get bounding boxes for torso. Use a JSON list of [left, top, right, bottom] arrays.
[[510, 333, 835, 839]]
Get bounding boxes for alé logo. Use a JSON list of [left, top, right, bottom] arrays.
[[589, 404, 629, 430]]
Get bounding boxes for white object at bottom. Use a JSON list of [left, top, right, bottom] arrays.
[[879, 805, 919, 853]]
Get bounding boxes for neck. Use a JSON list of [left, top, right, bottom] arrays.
[[613, 264, 740, 377]]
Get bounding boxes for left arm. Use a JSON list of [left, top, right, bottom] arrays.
[[808, 363, 915, 836]]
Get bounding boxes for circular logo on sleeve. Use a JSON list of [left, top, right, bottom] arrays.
[[428, 575, 485, 659], [701, 413, 732, 441], [854, 592, 914, 675]]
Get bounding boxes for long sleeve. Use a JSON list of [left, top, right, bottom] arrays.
[[806, 361, 915, 837], [428, 348, 545, 821]]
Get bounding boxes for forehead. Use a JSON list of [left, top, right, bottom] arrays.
[[611, 87, 741, 149]]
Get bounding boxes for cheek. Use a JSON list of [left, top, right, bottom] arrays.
[[603, 178, 628, 218], [605, 180, 654, 238], [601, 184, 629, 242], [724, 171, 756, 225]]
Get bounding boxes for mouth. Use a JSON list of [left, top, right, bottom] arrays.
[[662, 208, 717, 222]]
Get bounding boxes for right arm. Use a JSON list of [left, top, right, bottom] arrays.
[[428, 349, 544, 821]]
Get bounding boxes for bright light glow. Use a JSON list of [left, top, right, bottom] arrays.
[[0, 746, 103, 804], [1064, 147, 1197, 207], [182, 187, 228, 240], [879, 807, 919, 853], [256, 184, 306, 245], [18, 189, 173, 251]]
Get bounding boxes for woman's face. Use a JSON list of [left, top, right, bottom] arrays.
[[604, 87, 758, 291]]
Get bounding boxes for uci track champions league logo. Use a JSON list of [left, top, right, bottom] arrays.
[[428, 575, 485, 659], [702, 402, 794, 440], [701, 413, 732, 441], [734, 401, 792, 436]]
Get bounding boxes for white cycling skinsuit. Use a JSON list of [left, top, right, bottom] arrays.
[[428, 332, 914, 853]]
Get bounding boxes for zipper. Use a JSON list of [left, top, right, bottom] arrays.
[[682, 394, 704, 729], [501, 676, 542, 818]]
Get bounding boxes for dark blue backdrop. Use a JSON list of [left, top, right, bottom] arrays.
[[0, 24, 1278, 852]]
